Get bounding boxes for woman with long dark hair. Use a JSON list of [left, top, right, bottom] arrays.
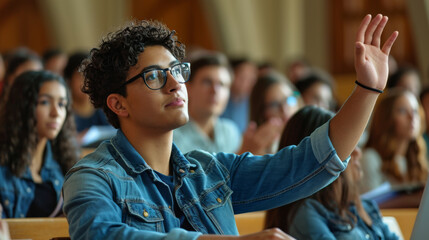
[[0, 70, 79, 218]]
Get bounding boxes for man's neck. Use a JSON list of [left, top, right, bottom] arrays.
[[122, 124, 173, 176]]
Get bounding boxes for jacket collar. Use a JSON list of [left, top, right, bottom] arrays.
[[22, 141, 55, 180], [111, 130, 196, 176]]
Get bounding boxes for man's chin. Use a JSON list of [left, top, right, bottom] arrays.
[[174, 115, 189, 129]]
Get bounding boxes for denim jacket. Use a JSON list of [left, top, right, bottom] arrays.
[[0, 141, 64, 218], [63, 121, 348, 240], [288, 199, 399, 240]]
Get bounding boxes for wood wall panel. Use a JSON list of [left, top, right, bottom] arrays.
[[330, 0, 416, 74], [0, 0, 52, 55], [131, 0, 216, 52]]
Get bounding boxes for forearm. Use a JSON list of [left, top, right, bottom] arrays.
[[329, 85, 379, 160], [330, 13, 398, 160]]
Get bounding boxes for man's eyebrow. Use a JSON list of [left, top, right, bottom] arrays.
[[140, 60, 181, 73], [169, 60, 180, 66]]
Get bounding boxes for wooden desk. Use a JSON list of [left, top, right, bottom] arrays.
[[5, 217, 69, 240], [80, 148, 95, 158], [235, 211, 266, 235], [381, 208, 418, 240]]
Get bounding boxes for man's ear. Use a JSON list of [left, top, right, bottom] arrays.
[[107, 93, 129, 117]]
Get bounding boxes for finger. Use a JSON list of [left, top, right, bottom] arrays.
[[371, 16, 388, 47], [354, 42, 366, 66], [270, 228, 296, 239], [356, 14, 372, 43], [267, 117, 283, 126], [245, 121, 257, 133], [381, 31, 399, 55], [364, 14, 383, 44]]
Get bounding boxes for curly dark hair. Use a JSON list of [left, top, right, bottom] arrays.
[[0, 70, 79, 176], [81, 20, 186, 128]]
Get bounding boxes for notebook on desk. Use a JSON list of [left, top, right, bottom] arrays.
[[361, 182, 423, 206], [410, 177, 429, 239]]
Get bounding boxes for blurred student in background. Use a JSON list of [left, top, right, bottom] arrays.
[[64, 52, 111, 145], [387, 66, 422, 97], [173, 53, 241, 153], [285, 58, 312, 85], [0, 47, 43, 103], [248, 70, 303, 154], [42, 48, 68, 76], [265, 106, 399, 240], [0, 70, 79, 218], [295, 69, 337, 111], [360, 88, 428, 193]]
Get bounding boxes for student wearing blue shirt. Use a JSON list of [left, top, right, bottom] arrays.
[[0, 71, 79, 218], [173, 53, 242, 153], [62, 14, 398, 239]]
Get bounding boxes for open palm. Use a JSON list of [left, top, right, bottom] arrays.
[[354, 14, 398, 91]]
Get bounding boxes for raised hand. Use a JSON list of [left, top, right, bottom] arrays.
[[238, 118, 283, 155], [354, 14, 398, 92]]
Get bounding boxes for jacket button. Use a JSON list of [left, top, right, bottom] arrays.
[[26, 187, 32, 193], [190, 170, 195, 173], [143, 210, 149, 217], [4, 199, 9, 206], [54, 180, 60, 186], [216, 198, 222, 203]]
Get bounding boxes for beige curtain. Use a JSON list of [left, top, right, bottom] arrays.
[[38, 0, 130, 53], [406, 0, 429, 83], [37, 0, 330, 71], [201, 0, 328, 70]]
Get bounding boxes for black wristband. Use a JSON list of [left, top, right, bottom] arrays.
[[355, 80, 383, 94]]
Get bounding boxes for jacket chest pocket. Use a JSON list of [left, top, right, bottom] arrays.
[[124, 201, 165, 232], [200, 183, 235, 234]]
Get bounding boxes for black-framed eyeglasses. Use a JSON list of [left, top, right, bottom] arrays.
[[121, 62, 191, 90]]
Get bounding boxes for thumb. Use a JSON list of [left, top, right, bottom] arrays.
[[355, 42, 365, 65]]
